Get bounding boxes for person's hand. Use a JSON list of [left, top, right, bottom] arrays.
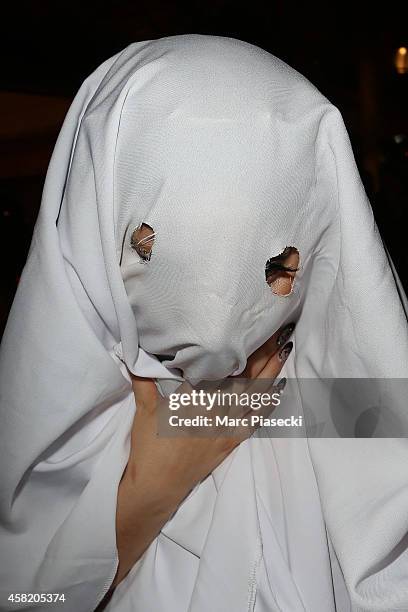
[[126, 321, 295, 509], [111, 322, 294, 590]]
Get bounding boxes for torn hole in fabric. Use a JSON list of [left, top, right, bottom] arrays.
[[265, 246, 300, 296], [130, 223, 156, 263]]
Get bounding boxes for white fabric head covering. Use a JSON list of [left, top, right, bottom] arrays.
[[0, 34, 408, 612], [117, 38, 315, 383]]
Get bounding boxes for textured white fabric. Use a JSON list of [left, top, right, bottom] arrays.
[[0, 34, 407, 612]]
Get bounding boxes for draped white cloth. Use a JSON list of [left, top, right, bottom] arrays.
[[0, 34, 407, 612]]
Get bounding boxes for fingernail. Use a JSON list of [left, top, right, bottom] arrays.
[[276, 377, 286, 392], [278, 341, 293, 362], [277, 322, 295, 347]]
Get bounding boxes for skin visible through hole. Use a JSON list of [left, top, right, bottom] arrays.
[[129, 226, 298, 296], [265, 246, 300, 296], [131, 223, 155, 261]]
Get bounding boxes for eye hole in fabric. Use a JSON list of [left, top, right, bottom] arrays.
[[130, 223, 156, 263], [265, 246, 300, 296]]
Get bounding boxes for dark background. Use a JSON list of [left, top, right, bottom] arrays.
[[1, 1, 407, 334]]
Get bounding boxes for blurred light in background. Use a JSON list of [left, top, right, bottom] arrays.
[[395, 46, 408, 74]]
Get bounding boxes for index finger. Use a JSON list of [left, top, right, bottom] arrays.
[[241, 321, 295, 378]]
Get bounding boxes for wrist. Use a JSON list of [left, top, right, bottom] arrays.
[[122, 462, 186, 519]]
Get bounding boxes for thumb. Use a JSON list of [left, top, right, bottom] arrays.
[[130, 374, 159, 410]]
